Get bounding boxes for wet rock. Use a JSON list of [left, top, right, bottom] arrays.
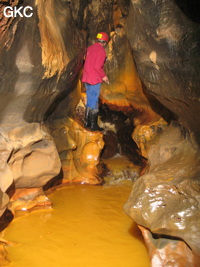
[[8, 187, 52, 217], [126, 0, 200, 143], [49, 117, 104, 185], [124, 122, 200, 264], [100, 27, 167, 128], [132, 118, 168, 159], [0, 0, 84, 213], [0, 191, 9, 219], [1, 123, 61, 189], [102, 154, 140, 185], [139, 225, 196, 267], [0, 242, 9, 266], [0, 0, 200, 265], [121, 1, 200, 264], [101, 130, 118, 159]]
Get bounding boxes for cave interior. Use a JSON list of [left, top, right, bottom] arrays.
[[0, 0, 200, 266]]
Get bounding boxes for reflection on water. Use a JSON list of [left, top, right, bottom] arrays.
[[5, 184, 150, 267]]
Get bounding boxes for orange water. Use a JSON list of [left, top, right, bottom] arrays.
[[4, 184, 150, 267]]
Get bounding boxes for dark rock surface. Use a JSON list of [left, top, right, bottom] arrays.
[[0, 0, 200, 265], [126, 0, 200, 143]]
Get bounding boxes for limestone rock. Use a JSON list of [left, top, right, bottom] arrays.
[[139, 226, 196, 267], [0, 0, 84, 214], [0, 0, 200, 266], [49, 117, 104, 185], [126, 0, 200, 142], [124, 122, 200, 264]]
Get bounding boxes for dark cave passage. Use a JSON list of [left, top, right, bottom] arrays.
[[175, 0, 200, 23]]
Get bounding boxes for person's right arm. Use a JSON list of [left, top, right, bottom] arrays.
[[102, 76, 109, 83]]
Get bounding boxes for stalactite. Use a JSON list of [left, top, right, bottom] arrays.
[[36, 0, 70, 78]]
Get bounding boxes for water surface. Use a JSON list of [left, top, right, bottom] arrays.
[[5, 184, 150, 267]]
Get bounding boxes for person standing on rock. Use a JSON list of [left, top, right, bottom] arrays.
[[82, 32, 109, 131]]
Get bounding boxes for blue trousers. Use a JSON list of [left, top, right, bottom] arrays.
[[85, 83, 101, 109]]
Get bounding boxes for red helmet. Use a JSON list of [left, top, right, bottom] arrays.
[[96, 32, 109, 42]]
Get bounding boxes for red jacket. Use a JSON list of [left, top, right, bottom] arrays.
[[82, 42, 106, 85]]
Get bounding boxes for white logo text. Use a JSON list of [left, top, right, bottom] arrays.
[[3, 6, 33, 18]]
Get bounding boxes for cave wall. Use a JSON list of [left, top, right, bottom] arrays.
[[123, 0, 200, 265], [126, 0, 200, 143], [0, 0, 200, 266], [0, 0, 85, 216]]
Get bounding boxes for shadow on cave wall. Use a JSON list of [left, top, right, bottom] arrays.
[[175, 0, 200, 23], [99, 103, 147, 167], [141, 82, 178, 124], [0, 209, 14, 232]]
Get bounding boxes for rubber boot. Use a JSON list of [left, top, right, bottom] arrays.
[[90, 109, 104, 131], [85, 107, 91, 128]]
